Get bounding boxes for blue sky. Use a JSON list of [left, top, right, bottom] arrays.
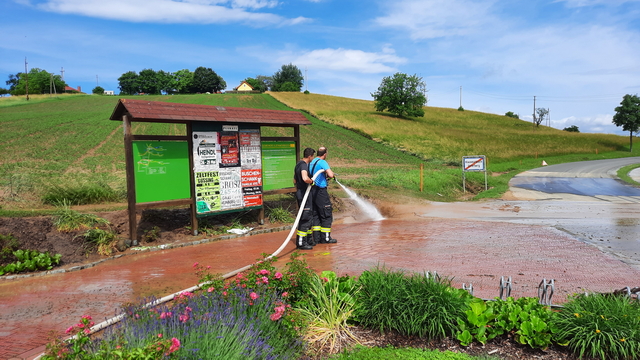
[[1, 0, 639, 134]]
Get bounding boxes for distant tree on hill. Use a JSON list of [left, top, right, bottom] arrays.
[[613, 94, 640, 152], [256, 75, 273, 91], [118, 71, 139, 95], [271, 64, 303, 92], [244, 77, 267, 92], [534, 108, 548, 127], [138, 69, 161, 95], [0, 87, 9, 96], [156, 70, 175, 94], [7, 68, 66, 95], [92, 86, 105, 95], [192, 67, 226, 93], [173, 69, 194, 94], [563, 125, 580, 132], [371, 73, 427, 118], [505, 111, 519, 119]]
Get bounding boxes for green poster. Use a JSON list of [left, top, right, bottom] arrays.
[[132, 141, 191, 203], [261, 141, 296, 191]]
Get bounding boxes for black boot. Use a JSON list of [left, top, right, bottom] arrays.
[[306, 233, 316, 246], [320, 232, 338, 244], [296, 235, 312, 250]]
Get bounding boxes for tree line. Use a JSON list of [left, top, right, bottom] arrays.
[[3, 68, 67, 96], [116, 63, 305, 95]]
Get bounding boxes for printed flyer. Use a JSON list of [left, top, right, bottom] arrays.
[[219, 167, 243, 210], [219, 131, 240, 168], [240, 129, 262, 170], [194, 171, 221, 214], [192, 131, 219, 172]]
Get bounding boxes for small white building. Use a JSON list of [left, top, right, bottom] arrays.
[[104, 90, 115, 95]]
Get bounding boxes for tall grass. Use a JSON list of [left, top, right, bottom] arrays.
[[355, 266, 472, 339]]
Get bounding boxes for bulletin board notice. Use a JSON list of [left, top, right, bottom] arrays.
[[261, 141, 296, 191]]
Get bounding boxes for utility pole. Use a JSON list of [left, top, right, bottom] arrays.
[[96, 75, 99, 86], [61, 67, 65, 81], [25, 57, 29, 101], [532, 95, 536, 128], [459, 86, 462, 108], [304, 67, 307, 92], [50, 73, 53, 97]]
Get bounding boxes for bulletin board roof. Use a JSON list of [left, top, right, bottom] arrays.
[[110, 98, 311, 126]]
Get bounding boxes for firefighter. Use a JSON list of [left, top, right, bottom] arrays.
[[309, 146, 338, 244], [293, 147, 316, 250]]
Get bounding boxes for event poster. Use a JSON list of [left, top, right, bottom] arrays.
[[240, 130, 262, 170], [194, 171, 221, 213], [219, 131, 240, 167], [219, 167, 243, 209], [192, 132, 219, 172]]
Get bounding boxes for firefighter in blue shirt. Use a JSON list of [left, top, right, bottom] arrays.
[[309, 146, 338, 244], [293, 147, 315, 250]]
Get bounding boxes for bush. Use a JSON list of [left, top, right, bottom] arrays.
[[355, 266, 471, 339], [553, 293, 640, 359], [266, 205, 294, 223], [43, 182, 125, 205], [458, 106, 465, 111], [563, 125, 580, 132], [78, 228, 117, 256], [0, 249, 61, 275], [52, 201, 110, 232]]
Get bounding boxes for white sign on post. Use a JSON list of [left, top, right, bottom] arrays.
[[462, 155, 487, 192]]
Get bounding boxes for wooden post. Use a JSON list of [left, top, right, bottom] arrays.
[[187, 122, 198, 235], [596, 148, 598, 155], [420, 163, 424, 192], [123, 115, 137, 244], [535, 152, 538, 159]]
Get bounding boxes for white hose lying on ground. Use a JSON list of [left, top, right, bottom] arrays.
[[34, 169, 325, 359]]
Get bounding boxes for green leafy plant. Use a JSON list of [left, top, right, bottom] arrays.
[[295, 271, 361, 355], [457, 297, 555, 349], [141, 226, 161, 242], [52, 201, 110, 232], [0, 233, 20, 262], [553, 293, 640, 360], [0, 249, 61, 275]]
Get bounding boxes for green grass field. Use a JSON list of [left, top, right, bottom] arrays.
[[0, 92, 638, 214]]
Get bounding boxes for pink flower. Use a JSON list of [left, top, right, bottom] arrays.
[[193, 262, 199, 267], [160, 311, 172, 319], [206, 265, 211, 269], [207, 287, 214, 293], [261, 276, 269, 284], [65, 326, 74, 334], [270, 312, 282, 321], [258, 269, 270, 275], [275, 272, 283, 280], [222, 291, 227, 296], [185, 307, 192, 312], [83, 329, 91, 334], [158, 333, 163, 338], [179, 314, 189, 323], [282, 292, 289, 297], [169, 338, 181, 353], [321, 277, 329, 282], [250, 292, 259, 300]]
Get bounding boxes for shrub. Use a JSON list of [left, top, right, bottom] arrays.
[[553, 293, 640, 359], [52, 201, 110, 232], [0, 249, 61, 275], [78, 228, 117, 256], [355, 266, 471, 339], [43, 182, 125, 206], [266, 205, 294, 223], [296, 271, 361, 355], [0, 233, 20, 263], [458, 106, 465, 111]]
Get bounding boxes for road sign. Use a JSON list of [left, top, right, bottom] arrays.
[[462, 155, 488, 192]]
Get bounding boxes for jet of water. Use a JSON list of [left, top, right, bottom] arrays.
[[335, 179, 385, 221]]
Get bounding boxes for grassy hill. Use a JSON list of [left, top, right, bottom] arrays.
[[0, 93, 638, 214]]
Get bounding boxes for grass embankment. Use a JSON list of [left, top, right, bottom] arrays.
[[269, 92, 640, 199], [1, 93, 638, 215]]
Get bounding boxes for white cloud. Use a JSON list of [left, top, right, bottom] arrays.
[[374, 0, 498, 40], [25, 0, 307, 25], [554, 0, 640, 8], [288, 47, 406, 74]]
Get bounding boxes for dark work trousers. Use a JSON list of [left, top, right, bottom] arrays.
[[296, 188, 313, 238], [311, 186, 333, 230]]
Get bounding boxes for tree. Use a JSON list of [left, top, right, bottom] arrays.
[[244, 77, 267, 92], [256, 75, 273, 91], [534, 108, 548, 127], [118, 71, 139, 95], [271, 64, 303, 92], [92, 86, 105, 95], [505, 111, 519, 119], [0, 87, 9, 97], [138, 68, 161, 94], [173, 69, 194, 94], [371, 73, 427, 118], [7, 68, 66, 95], [156, 70, 175, 94], [563, 125, 580, 132], [612, 94, 640, 152], [192, 67, 225, 93]]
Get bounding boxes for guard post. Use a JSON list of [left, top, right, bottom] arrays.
[[110, 99, 311, 242]]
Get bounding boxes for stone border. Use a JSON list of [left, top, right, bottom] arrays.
[[0, 225, 292, 281]]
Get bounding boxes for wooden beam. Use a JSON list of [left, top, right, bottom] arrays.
[[187, 122, 198, 235], [123, 115, 137, 243], [135, 199, 193, 210], [132, 135, 189, 141]]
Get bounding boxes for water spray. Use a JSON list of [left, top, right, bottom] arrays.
[[333, 176, 385, 221]]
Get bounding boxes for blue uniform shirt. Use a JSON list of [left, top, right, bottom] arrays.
[[309, 158, 330, 188]]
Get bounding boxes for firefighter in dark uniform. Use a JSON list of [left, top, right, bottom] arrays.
[[309, 146, 338, 244], [293, 147, 316, 250]]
